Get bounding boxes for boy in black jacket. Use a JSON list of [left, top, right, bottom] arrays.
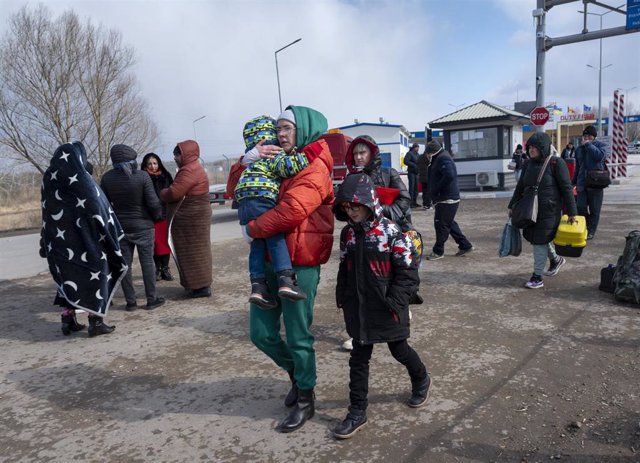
[[332, 173, 431, 439]]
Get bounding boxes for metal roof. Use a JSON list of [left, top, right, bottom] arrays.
[[429, 100, 529, 126]]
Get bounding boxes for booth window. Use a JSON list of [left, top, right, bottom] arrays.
[[502, 127, 511, 158], [449, 127, 499, 160]]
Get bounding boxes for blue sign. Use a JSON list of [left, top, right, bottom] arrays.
[[627, 0, 640, 30]]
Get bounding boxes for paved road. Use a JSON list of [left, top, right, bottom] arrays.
[[2, 158, 638, 281], [1, 197, 638, 462], [0, 207, 239, 281]]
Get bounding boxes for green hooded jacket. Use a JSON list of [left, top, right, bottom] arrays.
[[287, 105, 328, 149]]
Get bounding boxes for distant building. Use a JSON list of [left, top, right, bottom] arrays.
[[429, 101, 529, 190], [336, 122, 413, 172]]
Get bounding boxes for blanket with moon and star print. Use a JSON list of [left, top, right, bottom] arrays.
[[39, 142, 128, 317]]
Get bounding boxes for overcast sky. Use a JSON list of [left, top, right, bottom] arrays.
[[1, 0, 639, 161]]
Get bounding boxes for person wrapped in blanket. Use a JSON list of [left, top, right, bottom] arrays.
[[235, 115, 321, 309], [39, 141, 128, 337]]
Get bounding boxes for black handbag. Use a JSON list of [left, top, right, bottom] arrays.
[[585, 168, 611, 188], [511, 155, 552, 229]]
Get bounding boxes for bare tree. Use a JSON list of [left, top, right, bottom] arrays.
[[0, 5, 158, 177]]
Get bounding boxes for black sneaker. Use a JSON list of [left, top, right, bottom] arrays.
[[277, 275, 307, 301], [525, 274, 544, 289], [426, 252, 444, 261], [249, 282, 278, 310], [455, 246, 474, 257], [145, 297, 165, 310], [189, 287, 211, 298], [125, 302, 137, 312], [544, 256, 566, 276], [333, 409, 368, 439]]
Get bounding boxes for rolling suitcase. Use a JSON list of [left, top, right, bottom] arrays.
[[553, 215, 587, 257]]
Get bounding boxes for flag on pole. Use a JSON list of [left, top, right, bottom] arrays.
[[583, 104, 592, 112], [568, 107, 576, 114]]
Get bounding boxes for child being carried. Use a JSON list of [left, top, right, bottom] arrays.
[[236, 115, 319, 309]]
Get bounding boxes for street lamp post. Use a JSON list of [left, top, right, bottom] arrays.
[[192, 115, 206, 140], [579, 5, 622, 136], [275, 38, 302, 113]]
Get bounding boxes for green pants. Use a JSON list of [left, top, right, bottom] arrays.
[[249, 265, 320, 390]]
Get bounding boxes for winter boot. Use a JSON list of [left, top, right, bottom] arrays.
[[276, 271, 307, 302], [160, 267, 174, 281], [88, 315, 115, 337], [249, 280, 278, 310], [154, 256, 162, 281], [61, 311, 85, 336], [333, 407, 368, 439], [284, 369, 299, 407], [408, 374, 432, 408], [277, 388, 314, 433]]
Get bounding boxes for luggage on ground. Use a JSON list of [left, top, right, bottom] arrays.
[[599, 264, 616, 294], [612, 230, 640, 304]]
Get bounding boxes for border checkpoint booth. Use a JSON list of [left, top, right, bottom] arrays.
[[429, 101, 530, 191]]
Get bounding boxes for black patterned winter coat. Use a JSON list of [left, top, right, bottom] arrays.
[[334, 174, 419, 346]]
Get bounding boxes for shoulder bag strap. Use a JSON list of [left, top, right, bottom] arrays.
[[535, 155, 553, 188]]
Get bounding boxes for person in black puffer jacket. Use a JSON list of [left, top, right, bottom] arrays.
[[426, 140, 474, 260], [508, 132, 577, 289], [100, 144, 165, 310], [331, 173, 431, 439], [345, 135, 413, 231], [141, 153, 174, 282]]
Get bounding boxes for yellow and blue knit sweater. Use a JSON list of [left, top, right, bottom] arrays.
[[235, 150, 310, 203]]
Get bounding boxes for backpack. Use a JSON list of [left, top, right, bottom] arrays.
[[226, 160, 246, 200], [612, 230, 640, 304], [378, 167, 423, 265]]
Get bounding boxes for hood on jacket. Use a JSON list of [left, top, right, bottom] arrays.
[[333, 173, 384, 223], [526, 132, 552, 160], [141, 152, 171, 176], [175, 140, 201, 165], [345, 135, 381, 175], [110, 144, 138, 163], [286, 105, 328, 148]]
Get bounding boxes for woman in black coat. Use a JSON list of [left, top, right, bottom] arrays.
[[508, 133, 576, 289], [141, 153, 174, 281], [344, 135, 413, 232]]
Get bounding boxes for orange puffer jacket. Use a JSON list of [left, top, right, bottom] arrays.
[[248, 138, 334, 266], [160, 140, 209, 202]]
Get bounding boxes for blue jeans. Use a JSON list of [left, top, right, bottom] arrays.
[[576, 187, 604, 236], [407, 172, 419, 204], [532, 242, 558, 276], [238, 197, 292, 281]]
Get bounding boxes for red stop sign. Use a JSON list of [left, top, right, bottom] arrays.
[[530, 106, 550, 126]]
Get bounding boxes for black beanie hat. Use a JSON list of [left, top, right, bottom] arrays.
[[425, 140, 443, 154], [516, 144, 523, 150], [582, 125, 597, 137], [110, 144, 138, 163]]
